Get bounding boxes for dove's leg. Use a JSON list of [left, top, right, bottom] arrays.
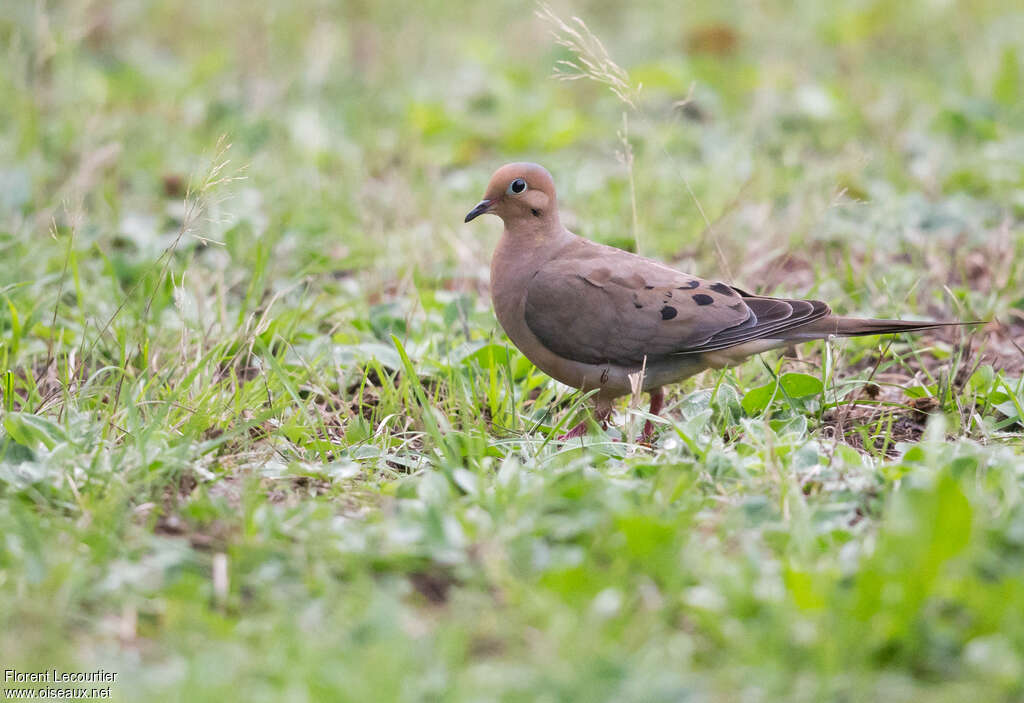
[[559, 398, 612, 440], [641, 387, 665, 443], [559, 420, 589, 440]]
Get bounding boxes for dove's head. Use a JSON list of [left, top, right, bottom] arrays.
[[464, 163, 560, 228]]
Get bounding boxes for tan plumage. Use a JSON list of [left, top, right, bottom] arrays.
[[465, 162, 967, 440]]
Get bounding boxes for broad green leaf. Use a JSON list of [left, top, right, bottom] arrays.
[[459, 342, 514, 369], [4, 412, 68, 450], [741, 382, 775, 415], [779, 372, 823, 398]]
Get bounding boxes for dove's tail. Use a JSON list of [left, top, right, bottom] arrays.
[[783, 316, 981, 342]]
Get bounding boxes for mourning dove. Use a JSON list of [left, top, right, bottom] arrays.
[[465, 162, 964, 441]]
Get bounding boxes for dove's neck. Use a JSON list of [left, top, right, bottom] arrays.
[[489, 220, 573, 342], [492, 221, 571, 287]]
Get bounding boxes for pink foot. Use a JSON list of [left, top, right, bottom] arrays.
[[639, 387, 665, 445], [556, 401, 612, 441], [558, 419, 589, 440]]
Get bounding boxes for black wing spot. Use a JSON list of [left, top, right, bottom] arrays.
[[692, 294, 714, 306], [677, 280, 700, 290], [531, 208, 541, 217], [634, 302, 642, 309], [644, 285, 655, 290], [665, 290, 673, 298], [660, 306, 677, 320], [709, 282, 736, 296]]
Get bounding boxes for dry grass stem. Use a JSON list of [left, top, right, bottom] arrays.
[[535, 3, 640, 109]]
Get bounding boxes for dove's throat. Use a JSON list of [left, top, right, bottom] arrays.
[[489, 226, 571, 346]]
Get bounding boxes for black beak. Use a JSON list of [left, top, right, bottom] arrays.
[[464, 199, 493, 223]]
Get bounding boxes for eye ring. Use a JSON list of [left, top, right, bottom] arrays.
[[508, 178, 527, 195]]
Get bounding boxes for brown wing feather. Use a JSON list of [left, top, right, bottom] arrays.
[[523, 239, 833, 365], [523, 246, 749, 365], [690, 297, 831, 352]]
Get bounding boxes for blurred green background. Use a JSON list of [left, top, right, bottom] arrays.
[[1, 0, 1023, 701]]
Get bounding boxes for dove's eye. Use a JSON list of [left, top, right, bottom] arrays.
[[508, 178, 527, 195]]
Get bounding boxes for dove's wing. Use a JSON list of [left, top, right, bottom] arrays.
[[523, 241, 829, 366]]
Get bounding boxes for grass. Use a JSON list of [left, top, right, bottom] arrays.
[[1, 0, 1023, 700]]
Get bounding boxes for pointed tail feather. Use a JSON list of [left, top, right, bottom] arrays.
[[782, 316, 982, 342]]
